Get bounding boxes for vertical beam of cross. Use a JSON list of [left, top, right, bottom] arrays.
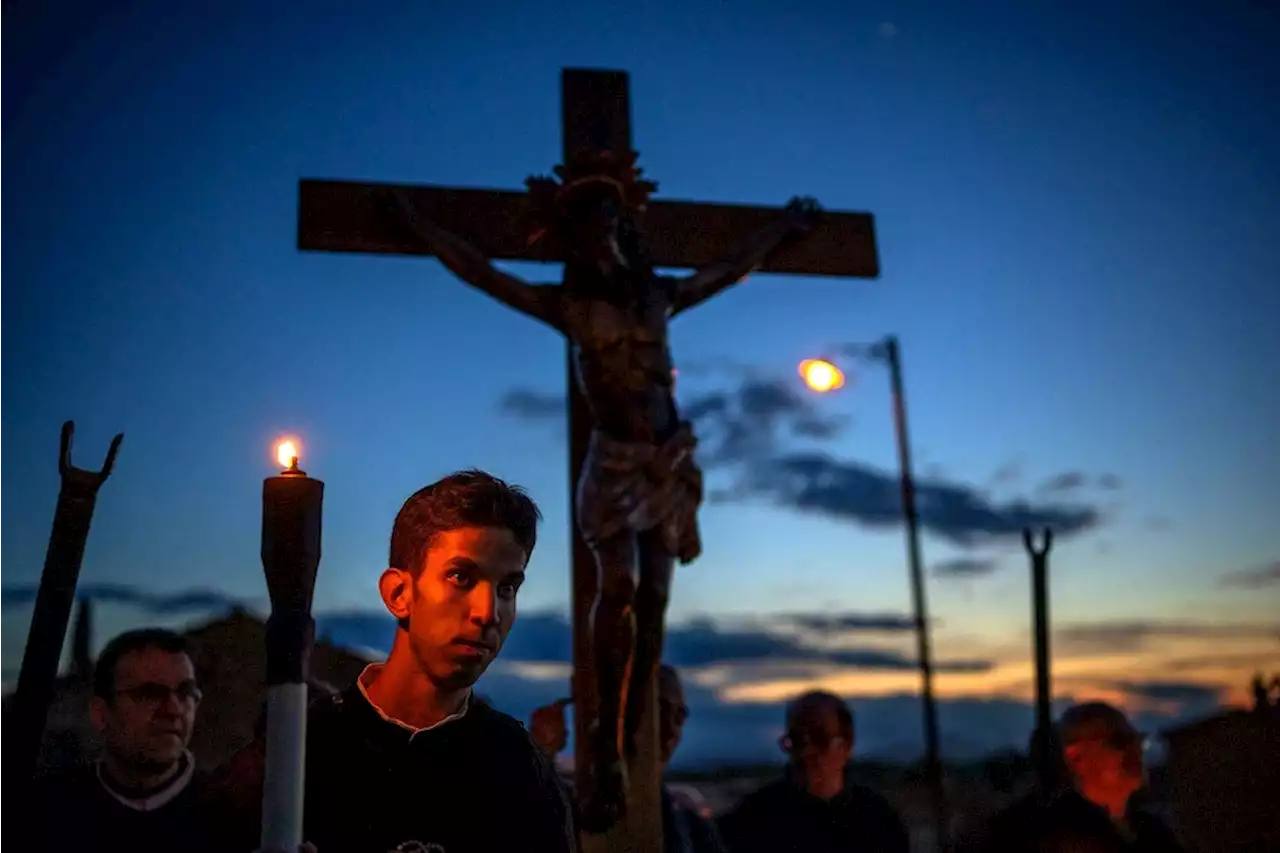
[[560, 69, 664, 853]]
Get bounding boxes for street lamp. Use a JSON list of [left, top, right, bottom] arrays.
[[800, 336, 947, 849]]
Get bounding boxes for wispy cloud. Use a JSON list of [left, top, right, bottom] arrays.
[[1057, 619, 1280, 654], [933, 557, 1000, 579], [1, 583, 241, 615], [1219, 561, 1280, 590]]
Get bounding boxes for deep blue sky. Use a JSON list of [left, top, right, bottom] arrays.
[[4, 0, 1278, 763]]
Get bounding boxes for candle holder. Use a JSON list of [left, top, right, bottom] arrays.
[[260, 438, 324, 852]]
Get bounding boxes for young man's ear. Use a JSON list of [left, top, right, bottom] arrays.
[[379, 567, 413, 621]]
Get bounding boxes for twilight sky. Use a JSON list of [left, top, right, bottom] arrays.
[[4, 0, 1278, 766]]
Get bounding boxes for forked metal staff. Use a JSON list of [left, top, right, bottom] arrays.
[[10, 422, 123, 792]]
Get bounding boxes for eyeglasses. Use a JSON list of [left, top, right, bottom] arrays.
[[780, 729, 845, 753], [116, 681, 203, 706]]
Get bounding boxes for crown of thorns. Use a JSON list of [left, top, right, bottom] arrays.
[[523, 149, 658, 245]]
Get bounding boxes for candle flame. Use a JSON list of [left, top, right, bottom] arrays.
[[799, 359, 845, 393], [275, 439, 300, 469]]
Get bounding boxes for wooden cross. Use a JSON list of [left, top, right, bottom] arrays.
[[298, 67, 880, 853]]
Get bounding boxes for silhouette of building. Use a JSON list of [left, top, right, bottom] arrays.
[[1161, 703, 1280, 853], [2, 602, 373, 774]]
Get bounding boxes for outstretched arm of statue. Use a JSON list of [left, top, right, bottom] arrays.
[[393, 190, 563, 330], [670, 196, 821, 315]]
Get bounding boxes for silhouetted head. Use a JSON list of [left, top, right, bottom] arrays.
[[781, 691, 854, 797], [1059, 702, 1146, 813], [657, 664, 688, 766], [379, 470, 541, 691], [90, 628, 200, 774]]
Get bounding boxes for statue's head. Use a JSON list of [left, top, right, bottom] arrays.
[[525, 150, 656, 274]]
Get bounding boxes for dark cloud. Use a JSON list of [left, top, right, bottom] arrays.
[[1111, 680, 1224, 704], [497, 369, 1106, 548], [1036, 471, 1086, 494], [1098, 473, 1123, 490], [1143, 516, 1173, 532], [1, 583, 241, 615], [1219, 561, 1280, 590], [933, 557, 1000, 579], [1056, 619, 1280, 654], [729, 452, 1101, 547], [781, 612, 917, 632], [988, 458, 1024, 488], [317, 608, 990, 674], [498, 389, 564, 418], [1165, 652, 1280, 672]]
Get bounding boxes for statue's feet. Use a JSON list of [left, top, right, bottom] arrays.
[[580, 755, 629, 834]]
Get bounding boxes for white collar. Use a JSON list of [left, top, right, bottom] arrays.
[[96, 750, 195, 812], [356, 663, 471, 735]]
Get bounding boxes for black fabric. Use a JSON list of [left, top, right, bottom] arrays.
[[214, 686, 577, 853], [967, 787, 1187, 853], [717, 777, 910, 853], [31, 763, 220, 853]]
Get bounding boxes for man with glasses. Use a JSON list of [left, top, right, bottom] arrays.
[[717, 691, 909, 853], [34, 627, 217, 852], [530, 664, 728, 853], [970, 701, 1186, 852]]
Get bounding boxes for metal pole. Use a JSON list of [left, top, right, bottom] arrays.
[[1024, 528, 1057, 793], [882, 337, 947, 850]]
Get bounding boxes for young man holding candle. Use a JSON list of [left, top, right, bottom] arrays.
[[212, 469, 577, 853]]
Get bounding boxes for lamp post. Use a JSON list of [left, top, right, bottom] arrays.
[[260, 437, 324, 852], [800, 337, 947, 850]]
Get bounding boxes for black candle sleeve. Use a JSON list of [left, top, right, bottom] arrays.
[[261, 471, 324, 685]]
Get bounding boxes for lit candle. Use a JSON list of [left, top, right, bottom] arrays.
[[260, 436, 324, 852]]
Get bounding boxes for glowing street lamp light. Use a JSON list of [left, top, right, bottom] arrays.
[[798, 358, 846, 393]]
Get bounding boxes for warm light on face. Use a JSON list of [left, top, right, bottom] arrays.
[[275, 439, 300, 469], [799, 359, 845, 393]]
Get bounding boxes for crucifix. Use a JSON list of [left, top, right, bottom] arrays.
[[298, 68, 879, 850]]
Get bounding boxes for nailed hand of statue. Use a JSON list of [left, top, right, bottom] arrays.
[[785, 196, 822, 233], [785, 196, 822, 234]]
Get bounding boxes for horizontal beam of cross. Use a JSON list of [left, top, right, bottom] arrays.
[[297, 179, 880, 278]]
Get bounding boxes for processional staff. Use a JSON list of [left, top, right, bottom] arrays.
[[9, 422, 123, 804], [1023, 526, 1061, 793]]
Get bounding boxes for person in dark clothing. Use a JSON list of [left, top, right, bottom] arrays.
[[529, 664, 729, 853], [208, 469, 577, 853], [32, 628, 219, 853], [717, 691, 909, 853], [969, 702, 1186, 853]]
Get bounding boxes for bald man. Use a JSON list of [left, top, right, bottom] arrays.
[[973, 702, 1186, 852]]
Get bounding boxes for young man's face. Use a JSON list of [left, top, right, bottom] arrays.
[[402, 526, 527, 690], [89, 647, 200, 771]]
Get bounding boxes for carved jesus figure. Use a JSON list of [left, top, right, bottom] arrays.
[[394, 151, 818, 830]]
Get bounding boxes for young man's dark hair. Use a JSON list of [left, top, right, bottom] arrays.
[[92, 628, 193, 699], [389, 468, 541, 576], [209, 470, 575, 853]]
